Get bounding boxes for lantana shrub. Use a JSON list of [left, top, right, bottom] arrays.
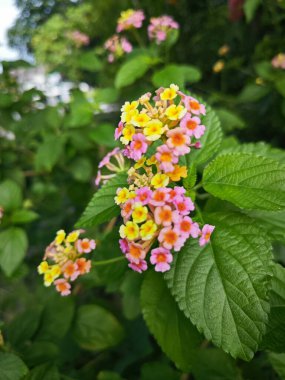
[[72, 84, 285, 367]]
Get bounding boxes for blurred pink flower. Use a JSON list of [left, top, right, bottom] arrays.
[[104, 35, 133, 62], [117, 9, 145, 32], [148, 15, 179, 44], [69, 30, 90, 46], [272, 53, 285, 69]]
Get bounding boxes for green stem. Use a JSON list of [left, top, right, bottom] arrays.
[[193, 183, 203, 191], [93, 256, 125, 266]]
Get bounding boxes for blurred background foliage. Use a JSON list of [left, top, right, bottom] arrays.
[[1, 0, 285, 379]]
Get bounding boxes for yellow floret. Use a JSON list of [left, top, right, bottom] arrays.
[[55, 229, 66, 245], [165, 104, 186, 121], [66, 230, 81, 243], [37, 261, 49, 275], [50, 264, 61, 279], [119, 221, 140, 240], [120, 124, 135, 145], [121, 101, 139, 113], [115, 187, 130, 205], [160, 87, 177, 100], [43, 272, 54, 287], [151, 174, 169, 188], [132, 203, 148, 223], [140, 220, 157, 241], [134, 157, 146, 169], [132, 112, 151, 127], [144, 119, 164, 141], [167, 165, 187, 181], [121, 109, 139, 123]]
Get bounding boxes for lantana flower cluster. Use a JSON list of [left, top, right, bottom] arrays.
[[115, 84, 206, 181], [105, 85, 214, 273], [68, 30, 90, 47], [116, 184, 214, 273], [38, 229, 96, 296], [148, 16, 179, 44], [103, 9, 179, 62], [104, 35, 133, 63]]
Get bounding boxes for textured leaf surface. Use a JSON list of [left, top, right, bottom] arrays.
[[0, 227, 28, 276], [141, 271, 203, 371], [76, 172, 128, 228], [165, 212, 273, 361], [246, 210, 285, 243], [189, 103, 222, 166], [203, 153, 285, 211], [219, 142, 285, 164], [261, 264, 285, 352]]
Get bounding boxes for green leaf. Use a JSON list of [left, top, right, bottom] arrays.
[[73, 304, 124, 351], [246, 210, 285, 243], [203, 153, 285, 211], [94, 87, 119, 104], [0, 227, 28, 276], [0, 352, 28, 380], [97, 371, 123, 380], [141, 271, 203, 371], [64, 90, 94, 128], [76, 172, 128, 228], [25, 363, 60, 380], [190, 103, 223, 166], [140, 361, 180, 380], [69, 157, 93, 183], [36, 293, 75, 342], [22, 341, 59, 367], [120, 271, 142, 320], [89, 123, 118, 148], [244, 0, 262, 22], [152, 64, 201, 88], [238, 84, 269, 103], [219, 142, 285, 164], [0, 180, 22, 211], [6, 306, 43, 347], [268, 352, 285, 379], [10, 209, 39, 224], [261, 264, 285, 352], [183, 163, 197, 192], [165, 212, 273, 361], [191, 349, 242, 380], [275, 75, 285, 97], [35, 135, 65, 172], [78, 51, 103, 72], [115, 55, 153, 88], [215, 109, 245, 132]]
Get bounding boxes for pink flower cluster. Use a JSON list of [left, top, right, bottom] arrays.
[[117, 9, 145, 32], [148, 15, 179, 44], [69, 30, 90, 46], [117, 185, 214, 273], [115, 86, 206, 178], [271, 53, 285, 70], [104, 34, 133, 62]]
